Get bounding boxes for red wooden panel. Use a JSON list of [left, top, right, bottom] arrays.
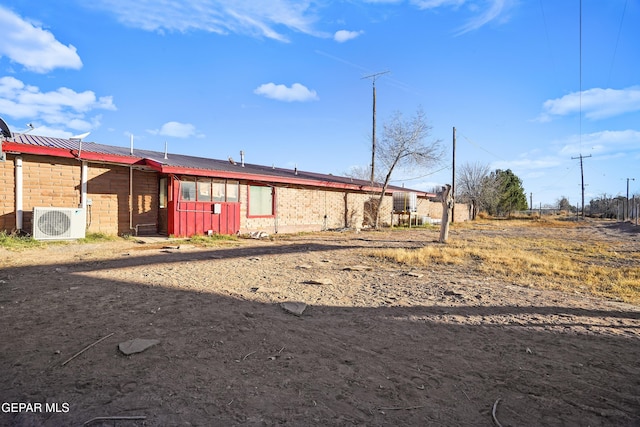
[[170, 198, 240, 237]]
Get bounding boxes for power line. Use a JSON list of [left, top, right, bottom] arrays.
[[572, 0, 589, 219], [389, 164, 451, 183], [459, 133, 506, 161], [579, 0, 583, 153], [608, 0, 628, 87], [538, 0, 556, 74]]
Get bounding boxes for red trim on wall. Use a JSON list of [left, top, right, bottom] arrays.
[[1, 141, 141, 165], [144, 163, 413, 195]]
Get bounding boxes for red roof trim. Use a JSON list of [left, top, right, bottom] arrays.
[[1, 141, 139, 164], [151, 163, 426, 195], [154, 164, 367, 191], [3, 140, 433, 197]]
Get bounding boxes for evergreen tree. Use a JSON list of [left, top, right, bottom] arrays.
[[494, 169, 528, 216]]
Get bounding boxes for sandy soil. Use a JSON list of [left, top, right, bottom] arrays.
[[1, 221, 639, 426]]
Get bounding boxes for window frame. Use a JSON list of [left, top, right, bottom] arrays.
[[179, 177, 244, 203], [226, 180, 239, 203], [179, 178, 197, 202], [247, 185, 275, 218]]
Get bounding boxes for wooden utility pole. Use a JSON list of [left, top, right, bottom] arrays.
[[451, 127, 456, 223], [571, 154, 591, 219], [626, 178, 635, 220], [530, 192, 533, 211], [362, 71, 390, 186]]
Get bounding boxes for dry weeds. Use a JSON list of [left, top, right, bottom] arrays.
[[371, 219, 640, 304]]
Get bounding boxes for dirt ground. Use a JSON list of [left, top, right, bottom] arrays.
[[1, 221, 639, 426]]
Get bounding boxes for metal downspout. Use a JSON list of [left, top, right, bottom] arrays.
[[81, 161, 88, 209], [129, 166, 134, 233], [15, 156, 23, 231]]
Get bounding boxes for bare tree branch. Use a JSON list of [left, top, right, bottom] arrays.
[[372, 107, 443, 228]]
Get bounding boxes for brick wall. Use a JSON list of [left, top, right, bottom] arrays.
[[413, 199, 469, 222], [0, 154, 16, 231], [0, 154, 158, 236], [0, 155, 82, 232], [240, 184, 395, 234], [86, 164, 158, 235]]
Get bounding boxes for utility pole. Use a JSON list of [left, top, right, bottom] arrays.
[[571, 154, 591, 219], [626, 178, 635, 221], [530, 192, 533, 212], [362, 71, 390, 187], [451, 126, 456, 223]]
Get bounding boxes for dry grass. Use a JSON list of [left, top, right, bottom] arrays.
[[372, 220, 640, 305]]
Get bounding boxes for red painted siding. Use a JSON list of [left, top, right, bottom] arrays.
[[168, 179, 240, 237]]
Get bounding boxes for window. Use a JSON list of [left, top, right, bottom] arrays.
[[180, 177, 240, 202], [226, 181, 239, 202], [180, 179, 196, 201], [249, 185, 274, 216], [212, 180, 226, 202], [197, 179, 212, 202], [159, 177, 167, 208]]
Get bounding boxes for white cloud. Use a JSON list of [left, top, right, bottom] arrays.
[[0, 76, 116, 131], [334, 30, 363, 43], [559, 130, 640, 156], [147, 121, 203, 138], [455, 0, 510, 35], [86, 0, 324, 42], [29, 125, 74, 139], [540, 87, 640, 121], [86, 0, 512, 43], [410, 0, 512, 35], [492, 156, 562, 172], [0, 6, 82, 73], [411, 0, 465, 8], [254, 82, 319, 102]]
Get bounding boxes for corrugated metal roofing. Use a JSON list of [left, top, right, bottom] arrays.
[[4, 134, 429, 195]]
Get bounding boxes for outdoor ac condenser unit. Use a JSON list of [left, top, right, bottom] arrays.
[[33, 207, 86, 240]]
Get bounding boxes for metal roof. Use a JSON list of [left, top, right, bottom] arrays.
[[3, 134, 432, 196]]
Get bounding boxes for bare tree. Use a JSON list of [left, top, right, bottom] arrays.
[[373, 108, 443, 228], [344, 165, 383, 183], [456, 162, 495, 220]]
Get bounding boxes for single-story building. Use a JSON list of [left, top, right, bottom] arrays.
[[1, 129, 468, 238]]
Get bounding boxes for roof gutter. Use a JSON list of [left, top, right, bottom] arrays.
[[142, 159, 408, 195], [1, 141, 141, 165]]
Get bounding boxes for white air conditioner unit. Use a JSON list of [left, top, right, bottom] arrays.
[[33, 207, 86, 240]]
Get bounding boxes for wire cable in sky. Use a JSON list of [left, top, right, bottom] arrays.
[[389, 164, 451, 183], [579, 0, 582, 153], [538, 0, 556, 75], [607, 0, 628, 87], [459, 133, 506, 161]]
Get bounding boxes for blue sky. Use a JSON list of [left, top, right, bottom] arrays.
[[1, 0, 639, 207]]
